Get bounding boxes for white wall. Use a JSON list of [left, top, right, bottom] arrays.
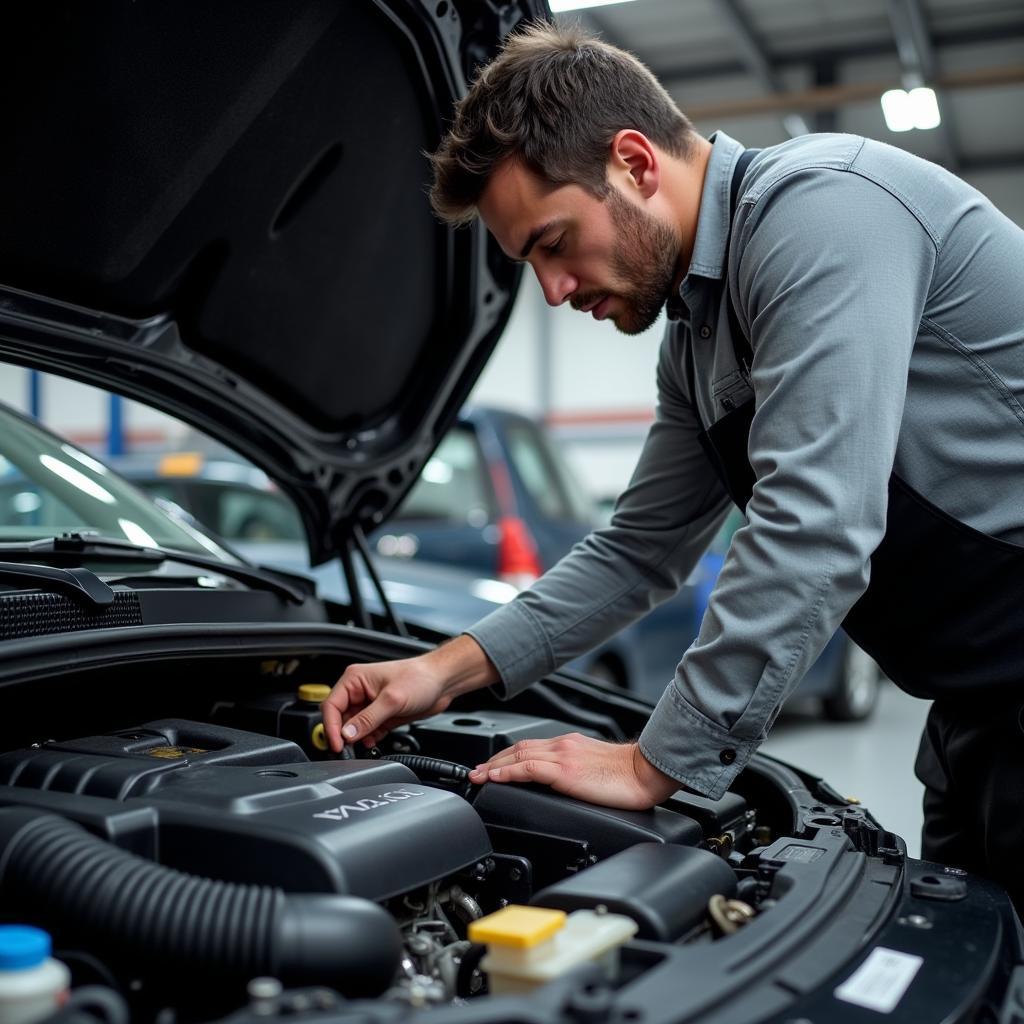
[[0, 368, 191, 455]]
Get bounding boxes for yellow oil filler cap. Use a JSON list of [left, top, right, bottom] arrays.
[[468, 906, 566, 949], [297, 684, 332, 704]]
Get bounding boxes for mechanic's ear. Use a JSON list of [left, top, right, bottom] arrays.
[[609, 129, 659, 198]]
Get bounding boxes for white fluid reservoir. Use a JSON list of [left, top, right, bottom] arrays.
[[0, 926, 71, 1024]]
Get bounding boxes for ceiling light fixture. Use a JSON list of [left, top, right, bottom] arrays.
[[880, 87, 941, 132]]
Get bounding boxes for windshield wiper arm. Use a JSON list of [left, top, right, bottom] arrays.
[[0, 534, 162, 561], [0, 534, 310, 605], [0, 561, 115, 609]]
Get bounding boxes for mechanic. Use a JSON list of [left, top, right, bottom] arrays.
[[324, 23, 1024, 906]]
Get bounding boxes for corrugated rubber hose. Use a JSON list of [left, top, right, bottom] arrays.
[[0, 807, 402, 995]]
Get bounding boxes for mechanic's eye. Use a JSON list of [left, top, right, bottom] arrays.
[[545, 236, 565, 255]]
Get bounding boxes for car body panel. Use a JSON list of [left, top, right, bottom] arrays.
[[0, 1, 549, 563]]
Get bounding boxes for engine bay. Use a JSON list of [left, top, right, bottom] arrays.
[[0, 650, 943, 1024]]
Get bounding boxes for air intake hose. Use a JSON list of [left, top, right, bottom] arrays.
[[0, 808, 401, 995]]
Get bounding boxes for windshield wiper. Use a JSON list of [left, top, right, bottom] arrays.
[[0, 561, 115, 609], [0, 533, 310, 605]]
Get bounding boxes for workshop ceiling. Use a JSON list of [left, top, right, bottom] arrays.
[[566, 0, 1024, 174]]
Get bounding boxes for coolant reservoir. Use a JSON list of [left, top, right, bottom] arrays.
[[0, 926, 70, 1024], [469, 905, 637, 995]]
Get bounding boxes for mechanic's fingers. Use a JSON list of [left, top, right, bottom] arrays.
[[340, 688, 400, 746], [322, 670, 374, 753], [472, 758, 564, 787], [470, 735, 580, 776], [321, 690, 357, 754], [467, 746, 558, 784]]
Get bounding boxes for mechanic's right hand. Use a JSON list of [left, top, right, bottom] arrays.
[[322, 656, 451, 753], [321, 634, 498, 753]]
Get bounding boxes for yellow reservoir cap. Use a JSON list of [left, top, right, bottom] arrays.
[[297, 684, 332, 703], [469, 906, 566, 949], [311, 723, 328, 751]]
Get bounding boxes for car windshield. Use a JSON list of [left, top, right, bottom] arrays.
[[0, 403, 233, 559]]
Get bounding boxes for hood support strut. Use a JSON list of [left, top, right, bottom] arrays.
[[337, 524, 409, 639]]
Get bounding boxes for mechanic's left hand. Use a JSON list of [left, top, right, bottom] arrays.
[[467, 734, 681, 810]]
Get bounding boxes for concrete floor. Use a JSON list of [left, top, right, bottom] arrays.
[[761, 680, 930, 858]]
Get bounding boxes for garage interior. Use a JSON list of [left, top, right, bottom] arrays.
[[1, 0, 1021, 864]]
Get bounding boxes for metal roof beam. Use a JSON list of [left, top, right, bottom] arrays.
[[717, 0, 809, 137], [676, 64, 1024, 119], [654, 22, 1024, 85]]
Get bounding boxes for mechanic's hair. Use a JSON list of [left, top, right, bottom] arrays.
[[429, 20, 697, 225]]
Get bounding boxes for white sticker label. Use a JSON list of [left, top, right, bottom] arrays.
[[834, 947, 923, 1014]]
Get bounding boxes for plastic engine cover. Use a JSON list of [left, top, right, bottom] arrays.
[[0, 720, 491, 901]]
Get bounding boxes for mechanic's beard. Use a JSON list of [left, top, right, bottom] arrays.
[[605, 189, 680, 336]]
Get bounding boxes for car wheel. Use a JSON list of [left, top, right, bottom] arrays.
[[823, 641, 881, 722]]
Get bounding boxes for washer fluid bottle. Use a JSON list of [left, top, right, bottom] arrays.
[[0, 926, 71, 1024]]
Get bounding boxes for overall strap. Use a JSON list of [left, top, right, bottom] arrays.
[[725, 148, 759, 373]]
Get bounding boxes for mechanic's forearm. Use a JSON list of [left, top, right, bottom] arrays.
[[468, 420, 730, 699], [423, 633, 499, 696]]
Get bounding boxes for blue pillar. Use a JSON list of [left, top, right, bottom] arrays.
[[108, 393, 125, 456], [28, 370, 42, 420]]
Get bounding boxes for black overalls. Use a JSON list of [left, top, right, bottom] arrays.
[[704, 149, 1024, 908]]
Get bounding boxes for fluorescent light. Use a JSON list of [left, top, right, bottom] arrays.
[[881, 90, 914, 131], [550, 0, 641, 11], [908, 87, 941, 130], [61, 444, 109, 476], [421, 458, 453, 485], [881, 87, 941, 132], [39, 454, 115, 504], [118, 519, 158, 548]]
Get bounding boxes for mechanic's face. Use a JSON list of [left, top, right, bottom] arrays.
[[478, 158, 680, 336]]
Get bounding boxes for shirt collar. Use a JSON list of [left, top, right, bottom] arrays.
[[666, 131, 743, 322]]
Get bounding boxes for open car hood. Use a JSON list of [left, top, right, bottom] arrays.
[[0, 0, 544, 564]]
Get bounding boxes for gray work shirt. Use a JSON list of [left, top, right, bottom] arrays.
[[467, 130, 1024, 799]]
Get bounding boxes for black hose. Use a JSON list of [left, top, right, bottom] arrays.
[[380, 754, 469, 782], [41, 986, 129, 1024], [0, 808, 401, 995]]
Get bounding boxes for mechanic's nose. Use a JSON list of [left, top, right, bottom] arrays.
[[537, 269, 576, 307]]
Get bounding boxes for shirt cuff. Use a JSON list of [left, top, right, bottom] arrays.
[[464, 599, 556, 699], [638, 682, 761, 799]]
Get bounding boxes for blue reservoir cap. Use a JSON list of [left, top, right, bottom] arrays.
[[0, 926, 51, 970]]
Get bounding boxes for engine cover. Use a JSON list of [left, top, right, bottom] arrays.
[[0, 720, 491, 901]]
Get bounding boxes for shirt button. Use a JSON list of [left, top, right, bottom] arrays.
[[719, 748, 737, 765], [699, 324, 712, 338]]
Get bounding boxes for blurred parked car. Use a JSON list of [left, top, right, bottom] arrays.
[[115, 404, 881, 720]]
